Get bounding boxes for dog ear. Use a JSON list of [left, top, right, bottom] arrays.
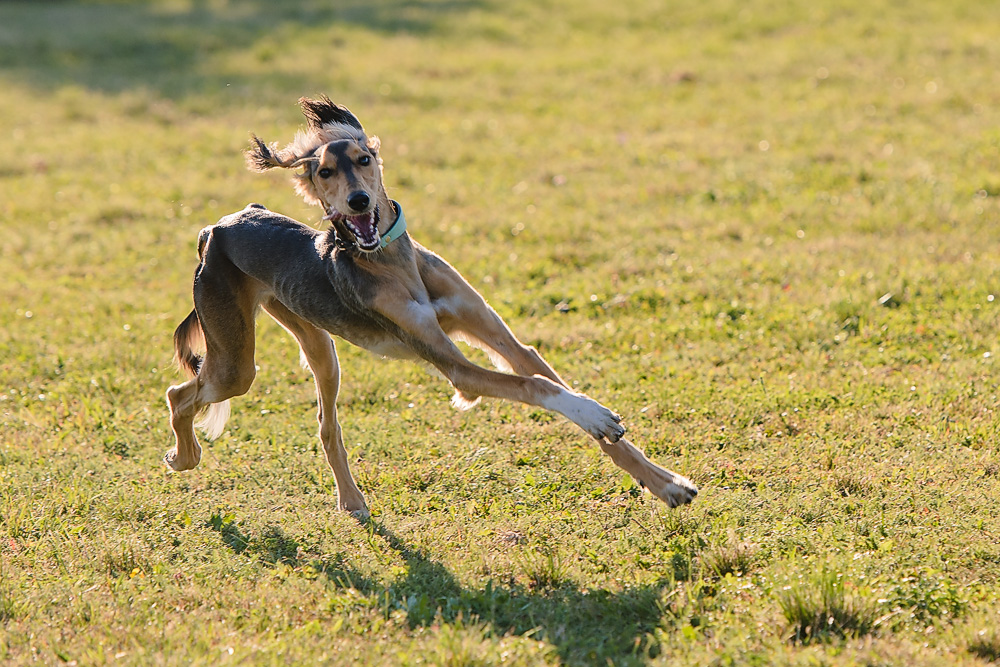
[[292, 168, 322, 207], [245, 134, 281, 172], [299, 95, 364, 131], [245, 133, 320, 173]]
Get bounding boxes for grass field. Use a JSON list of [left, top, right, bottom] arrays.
[[2, 0, 1000, 664]]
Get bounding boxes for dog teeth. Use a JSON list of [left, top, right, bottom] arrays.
[[345, 213, 379, 248], [328, 205, 381, 249]]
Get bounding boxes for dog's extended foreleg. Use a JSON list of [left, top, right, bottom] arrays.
[[379, 280, 698, 507], [374, 293, 626, 442], [263, 301, 368, 516], [599, 438, 698, 507], [417, 249, 569, 387]]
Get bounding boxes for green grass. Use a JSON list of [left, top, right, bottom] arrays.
[[2, 0, 1000, 664]]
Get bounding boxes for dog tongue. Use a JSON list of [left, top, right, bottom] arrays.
[[347, 212, 378, 247]]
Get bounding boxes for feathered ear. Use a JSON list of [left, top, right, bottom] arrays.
[[244, 133, 318, 172], [298, 95, 363, 131], [244, 135, 281, 172]]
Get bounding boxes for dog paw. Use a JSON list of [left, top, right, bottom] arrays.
[[349, 507, 371, 522], [640, 468, 698, 508], [579, 398, 626, 442], [544, 390, 626, 442], [338, 490, 370, 520], [163, 447, 200, 472], [341, 501, 370, 521]]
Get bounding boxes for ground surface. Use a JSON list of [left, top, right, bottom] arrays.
[[2, 0, 1000, 664]]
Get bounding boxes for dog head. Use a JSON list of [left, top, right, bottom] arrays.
[[246, 96, 388, 252]]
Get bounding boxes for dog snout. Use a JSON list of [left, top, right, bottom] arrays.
[[347, 191, 370, 212]]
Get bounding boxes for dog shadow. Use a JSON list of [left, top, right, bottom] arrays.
[[211, 517, 677, 664], [362, 520, 673, 665]]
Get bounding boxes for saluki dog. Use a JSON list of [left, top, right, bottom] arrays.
[[165, 96, 698, 516]]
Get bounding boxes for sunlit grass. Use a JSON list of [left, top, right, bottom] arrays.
[[2, 0, 1000, 664]]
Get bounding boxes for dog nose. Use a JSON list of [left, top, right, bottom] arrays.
[[347, 192, 370, 212]]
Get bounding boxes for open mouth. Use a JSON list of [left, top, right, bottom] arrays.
[[324, 204, 381, 251]]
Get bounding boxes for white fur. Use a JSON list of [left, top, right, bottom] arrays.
[[450, 391, 482, 411], [451, 331, 515, 373], [540, 388, 624, 442], [196, 400, 231, 440]]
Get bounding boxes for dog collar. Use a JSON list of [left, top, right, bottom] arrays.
[[379, 200, 407, 249]]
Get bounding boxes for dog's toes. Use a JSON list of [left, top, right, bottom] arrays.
[[645, 471, 698, 508], [674, 481, 698, 506], [349, 507, 371, 522], [340, 495, 371, 521], [593, 419, 625, 443], [163, 447, 200, 472]]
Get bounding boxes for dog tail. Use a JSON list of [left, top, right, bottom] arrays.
[[173, 309, 204, 378]]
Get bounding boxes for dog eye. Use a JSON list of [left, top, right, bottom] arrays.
[[358, 155, 371, 166], [318, 167, 333, 178]]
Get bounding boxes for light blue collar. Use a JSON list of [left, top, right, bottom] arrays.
[[379, 200, 407, 249]]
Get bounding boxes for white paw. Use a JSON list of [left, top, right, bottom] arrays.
[[599, 438, 698, 508], [543, 390, 626, 442], [639, 468, 698, 508]]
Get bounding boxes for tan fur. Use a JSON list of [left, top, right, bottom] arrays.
[[165, 98, 698, 516]]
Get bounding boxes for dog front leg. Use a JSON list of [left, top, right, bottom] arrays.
[[417, 249, 569, 386], [599, 438, 698, 507], [263, 301, 368, 517], [379, 289, 698, 507], [309, 345, 367, 516], [375, 295, 627, 442]]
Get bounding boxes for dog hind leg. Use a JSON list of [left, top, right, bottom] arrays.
[[165, 256, 259, 471]]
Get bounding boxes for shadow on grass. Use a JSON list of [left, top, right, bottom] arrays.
[[207, 514, 668, 665], [0, 0, 485, 99], [366, 521, 672, 666], [208, 516, 674, 664], [208, 515, 382, 591]]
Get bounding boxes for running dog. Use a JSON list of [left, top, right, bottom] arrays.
[[165, 96, 698, 516]]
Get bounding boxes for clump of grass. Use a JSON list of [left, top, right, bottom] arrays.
[[883, 568, 968, 630], [701, 537, 759, 579], [520, 548, 570, 591], [967, 624, 1000, 662], [832, 473, 874, 497], [102, 540, 148, 577], [0, 586, 20, 622], [429, 627, 494, 667], [778, 568, 878, 644]]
